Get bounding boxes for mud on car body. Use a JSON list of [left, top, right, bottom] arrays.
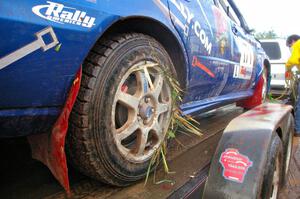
[[0, 0, 269, 186]]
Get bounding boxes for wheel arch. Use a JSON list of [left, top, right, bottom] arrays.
[[93, 17, 188, 89], [263, 58, 271, 68], [263, 58, 271, 94], [263, 58, 271, 75]]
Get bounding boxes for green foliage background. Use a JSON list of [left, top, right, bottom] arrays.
[[255, 29, 278, 39]]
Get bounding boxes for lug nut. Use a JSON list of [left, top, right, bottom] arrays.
[[145, 97, 150, 103]]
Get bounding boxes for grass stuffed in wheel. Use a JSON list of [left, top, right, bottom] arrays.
[[143, 66, 203, 186]]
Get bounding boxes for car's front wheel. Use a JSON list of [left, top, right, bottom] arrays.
[[67, 33, 175, 186]]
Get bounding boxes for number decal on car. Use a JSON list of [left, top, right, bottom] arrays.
[[233, 38, 255, 80]]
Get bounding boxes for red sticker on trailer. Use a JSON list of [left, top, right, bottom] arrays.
[[219, 148, 253, 183]]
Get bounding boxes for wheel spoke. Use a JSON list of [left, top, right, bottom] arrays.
[[116, 120, 139, 141], [152, 122, 163, 141], [153, 74, 164, 99], [143, 66, 154, 90], [135, 71, 148, 96], [117, 91, 140, 109], [157, 103, 169, 115], [137, 128, 149, 155]]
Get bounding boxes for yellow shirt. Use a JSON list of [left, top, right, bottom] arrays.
[[286, 39, 300, 71]]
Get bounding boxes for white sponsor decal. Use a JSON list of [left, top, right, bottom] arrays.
[[155, 0, 212, 55], [169, 0, 195, 25], [0, 27, 59, 70], [194, 21, 212, 55], [32, 1, 96, 28], [233, 38, 254, 80]]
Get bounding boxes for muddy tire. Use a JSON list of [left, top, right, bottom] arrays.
[[67, 33, 175, 186], [281, 114, 294, 186], [261, 134, 283, 199]]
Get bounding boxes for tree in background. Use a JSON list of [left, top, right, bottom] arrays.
[[255, 29, 278, 39]]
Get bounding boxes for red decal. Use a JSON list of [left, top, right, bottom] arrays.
[[240, 66, 246, 76], [219, 148, 253, 183], [243, 106, 274, 117], [192, 56, 215, 78]]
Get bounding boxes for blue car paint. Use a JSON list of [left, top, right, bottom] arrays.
[[181, 90, 253, 115], [0, 0, 267, 137], [165, 0, 266, 114]]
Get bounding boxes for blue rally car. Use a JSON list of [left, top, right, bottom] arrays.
[[0, 0, 269, 186]]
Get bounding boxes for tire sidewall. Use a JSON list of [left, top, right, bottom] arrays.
[[261, 134, 283, 198], [281, 114, 294, 186]]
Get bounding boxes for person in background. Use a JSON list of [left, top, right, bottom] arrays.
[[286, 34, 300, 136]]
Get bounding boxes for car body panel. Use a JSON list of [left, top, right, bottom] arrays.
[[0, 0, 185, 137], [0, 0, 267, 137], [166, 0, 265, 114]]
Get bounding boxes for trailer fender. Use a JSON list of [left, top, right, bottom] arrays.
[[203, 103, 293, 199]]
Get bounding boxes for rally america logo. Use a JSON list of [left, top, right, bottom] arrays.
[[32, 1, 96, 28], [219, 148, 253, 183]]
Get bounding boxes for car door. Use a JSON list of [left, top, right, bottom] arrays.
[[167, 0, 233, 103], [217, 0, 257, 94]]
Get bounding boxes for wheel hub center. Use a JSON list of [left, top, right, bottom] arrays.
[[138, 97, 155, 122], [139, 106, 154, 119]]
